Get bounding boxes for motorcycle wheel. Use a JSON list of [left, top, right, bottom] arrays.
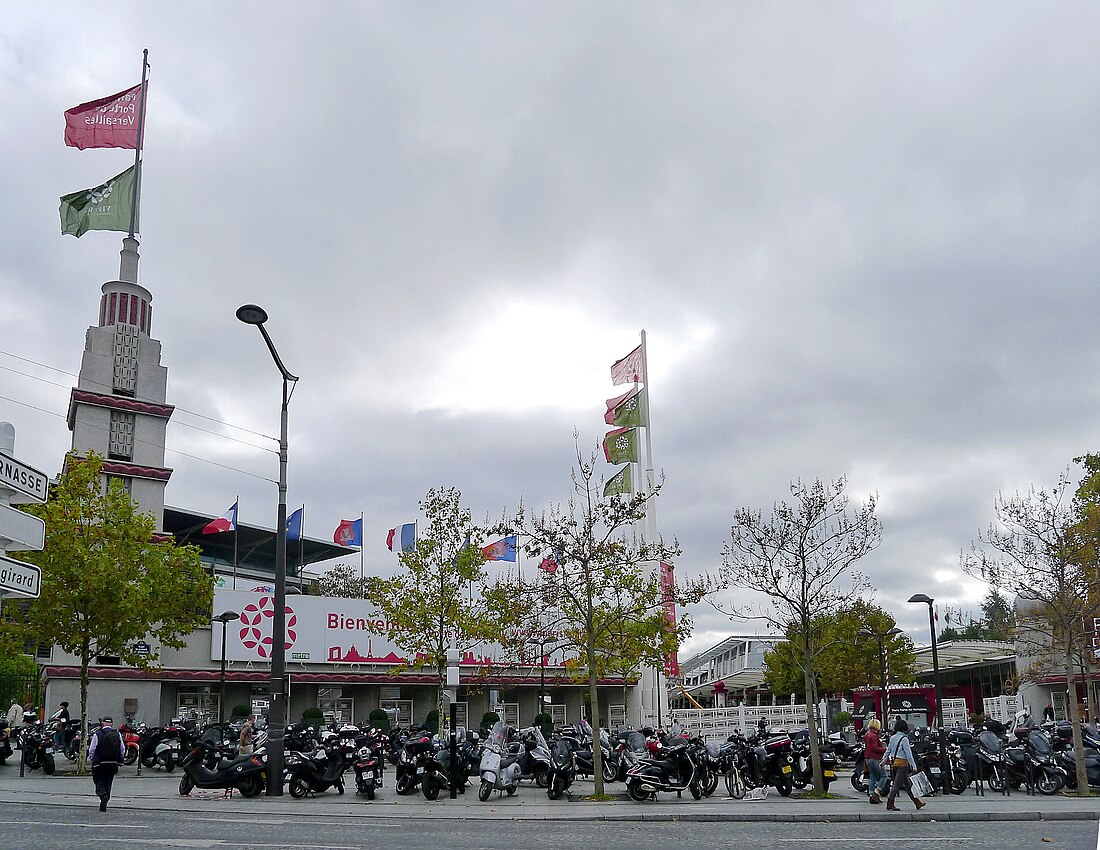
[[422, 776, 440, 800], [689, 780, 702, 801], [141, 754, 156, 769], [725, 768, 746, 799], [548, 776, 566, 800], [238, 775, 264, 798], [43, 753, 55, 775], [365, 786, 375, 800], [1036, 770, 1063, 796], [336, 779, 345, 795], [987, 767, 1006, 792], [395, 774, 415, 795], [602, 756, 617, 783], [627, 779, 652, 802], [822, 778, 833, 792], [123, 746, 138, 766], [775, 774, 793, 797], [505, 785, 517, 796], [479, 780, 493, 802], [535, 765, 550, 788], [179, 774, 194, 796], [948, 768, 969, 795], [162, 753, 175, 773], [850, 760, 868, 793], [703, 768, 719, 797], [289, 775, 312, 799], [792, 775, 807, 789]]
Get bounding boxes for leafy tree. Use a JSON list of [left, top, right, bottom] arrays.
[[939, 590, 1017, 642], [10, 452, 212, 771], [316, 562, 370, 599], [358, 486, 517, 734], [492, 445, 702, 795], [717, 477, 880, 794], [961, 468, 1100, 796], [762, 600, 915, 697]]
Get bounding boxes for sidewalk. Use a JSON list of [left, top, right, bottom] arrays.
[[1, 765, 1098, 823]]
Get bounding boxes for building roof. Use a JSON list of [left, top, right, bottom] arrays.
[[164, 506, 355, 577], [678, 634, 781, 673], [910, 639, 1015, 674]]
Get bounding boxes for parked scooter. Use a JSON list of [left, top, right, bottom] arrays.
[[19, 723, 56, 775], [139, 722, 183, 772], [546, 734, 578, 799], [789, 729, 838, 791], [479, 722, 523, 800], [421, 728, 480, 800], [119, 719, 141, 766], [286, 735, 355, 797], [178, 737, 267, 797], [353, 730, 387, 799], [394, 730, 435, 795], [0, 718, 12, 765], [625, 732, 703, 801]]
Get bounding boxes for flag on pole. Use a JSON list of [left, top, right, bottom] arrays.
[[386, 523, 416, 552], [202, 501, 238, 534], [611, 344, 645, 386], [603, 427, 638, 464], [334, 518, 363, 547], [286, 507, 304, 541], [538, 556, 559, 573], [603, 465, 633, 497], [604, 387, 647, 428], [64, 84, 144, 150], [481, 536, 517, 562], [60, 165, 139, 238]]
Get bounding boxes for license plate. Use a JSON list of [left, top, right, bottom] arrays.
[[45, 748, 53, 754], [929, 767, 940, 774], [781, 765, 791, 774], [824, 770, 836, 778], [417, 767, 426, 774]]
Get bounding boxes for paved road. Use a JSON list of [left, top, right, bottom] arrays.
[[2, 806, 1097, 850]]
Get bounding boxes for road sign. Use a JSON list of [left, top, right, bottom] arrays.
[[0, 503, 44, 551], [0, 451, 48, 504], [0, 553, 41, 598]]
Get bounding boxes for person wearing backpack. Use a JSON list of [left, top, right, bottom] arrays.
[[88, 716, 125, 811]]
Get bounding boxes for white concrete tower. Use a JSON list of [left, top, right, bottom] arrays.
[[66, 237, 174, 530]]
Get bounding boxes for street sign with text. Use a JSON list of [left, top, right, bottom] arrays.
[[0, 451, 48, 504], [0, 553, 41, 598]]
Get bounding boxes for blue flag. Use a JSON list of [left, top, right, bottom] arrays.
[[286, 507, 304, 541], [481, 535, 517, 562]]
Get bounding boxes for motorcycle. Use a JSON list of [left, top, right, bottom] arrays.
[[740, 728, 796, 797], [567, 721, 617, 783], [479, 722, 523, 800], [789, 729, 838, 791], [625, 732, 703, 801], [286, 735, 355, 798], [0, 719, 12, 765], [1002, 727, 1065, 795], [139, 722, 183, 772], [509, 725, 551, 787], [420, 728, 480, 800], [178, 737, 267, 797], [353, 730, 387, 799], [395, 730, 435, 795], [19, 723, 55, 775], [546, 734, 578, 799]]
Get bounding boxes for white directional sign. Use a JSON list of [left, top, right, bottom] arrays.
[[0, 451, 48, 504], [0, 503, 45, 551], [0, 553, 41, 598]]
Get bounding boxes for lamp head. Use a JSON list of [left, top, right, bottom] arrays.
[[886, 627, 903, 636], [236, 304, 268, 325], [908, 593, 933, 605], [213, 610, 240, 624], [856, 627, 873, 638]]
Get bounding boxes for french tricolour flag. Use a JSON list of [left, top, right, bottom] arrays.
[[202, 501, 238, 534], [386, 523, 416, 552]]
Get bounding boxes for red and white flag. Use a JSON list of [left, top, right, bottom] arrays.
[[202, 501, 238, 534], [610, 344, 644, 386], [64, 84, 144, 150]]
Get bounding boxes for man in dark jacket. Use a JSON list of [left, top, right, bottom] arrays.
[[88, 716, 124, 811]]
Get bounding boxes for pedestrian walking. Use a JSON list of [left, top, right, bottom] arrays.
[[863, 717, 890, 804], [238, 715, 256, 756], [6, 700, 21, 749], [49, 701, 70, 752], [884, 719, 924, 811], [88, 715, 124, 812]]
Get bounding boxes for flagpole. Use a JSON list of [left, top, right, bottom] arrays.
[[639, 329, 657, 542], [129, 49, 149, 238], [298, 504, 305, 587], [232, 494, 239, 591], [359, 511, 365, 581]]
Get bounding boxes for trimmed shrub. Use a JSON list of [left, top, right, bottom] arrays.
[[231, 704, 251, 719], [301, 706, 324, 726], [368, 708, 391, 731], [424, 709, 439, 734]]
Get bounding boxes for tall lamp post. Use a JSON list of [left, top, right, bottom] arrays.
[[857, 625, 902, 724], [908, 592, 947, 787], [528, 636, 556, 720], [212, 610, 240, 725], [237, 303, 298, 797]]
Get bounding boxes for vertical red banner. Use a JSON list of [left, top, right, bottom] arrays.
[[659, 561, 679, 677]]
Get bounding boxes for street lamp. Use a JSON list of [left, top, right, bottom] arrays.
[[237, 303, 298, 797], [528, 636, 556, 721], [908, 592, 947, 787], [211, 611, 240, 725], [857, 625, 902, 725]]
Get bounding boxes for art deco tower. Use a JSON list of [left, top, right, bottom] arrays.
[[66, 237, 173, 530]]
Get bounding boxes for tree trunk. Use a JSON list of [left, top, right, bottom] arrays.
[[78, 635, 90, 774], [588, 633, 604, 796], [803, 647, 825, 792], [1064, 642, 1089, 796]]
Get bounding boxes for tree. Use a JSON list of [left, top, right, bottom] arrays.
[[762, 600, 915, 697], [493, 445, 701, 795], [939, 590, 1017, 642], [11, 452, 212, 771], [358, 486, 517, 734], [316, 562, 370, 599], [961, 468, 1100, 796], [718, 477, 880, 794]]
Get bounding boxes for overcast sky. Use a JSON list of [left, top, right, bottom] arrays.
[[2, 2, 1099, 658]]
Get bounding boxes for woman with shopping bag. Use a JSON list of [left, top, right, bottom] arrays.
[[884, 719, 926, 811]]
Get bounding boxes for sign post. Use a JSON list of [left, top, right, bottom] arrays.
[[0, 430, 47, 607]]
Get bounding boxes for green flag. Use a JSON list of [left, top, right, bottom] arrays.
[[603, 465, 633, 497], [60, 165, 138, 238], [603, 427, 638, 465], [605, 387, 648, 428]]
